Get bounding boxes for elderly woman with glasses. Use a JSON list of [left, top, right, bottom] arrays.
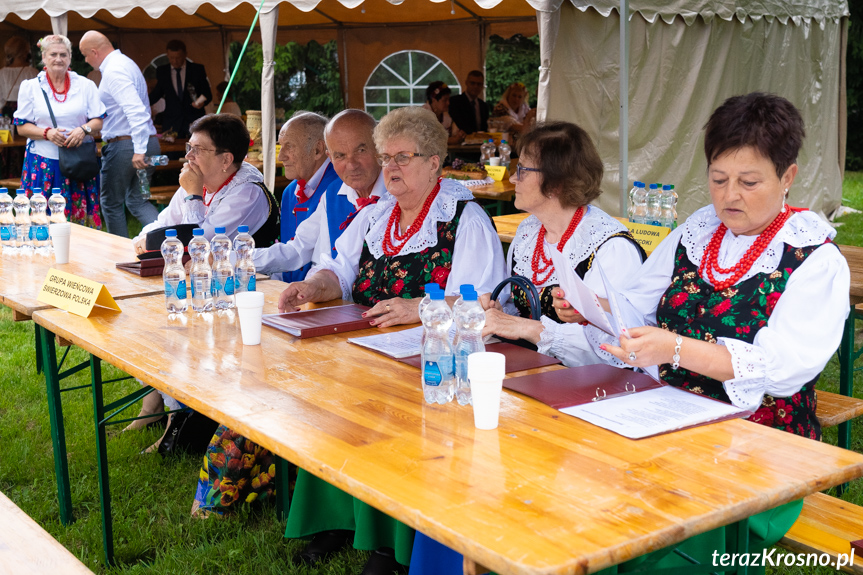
[[278, 106, 505, 575], [477, 121, 645, 366], [132, 113, 279, 253]]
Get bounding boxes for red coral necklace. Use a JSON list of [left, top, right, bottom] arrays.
[[531, 206, 585, 285], [203, 170, 237, 208], [45, 70, 70, 103], [698, 208, 791, 291], [382, 180, 440, 256]]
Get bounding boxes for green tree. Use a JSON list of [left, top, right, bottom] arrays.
[[485, 34, 540, 108]]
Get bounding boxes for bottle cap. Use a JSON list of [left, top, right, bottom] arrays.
[[662, 185, 672, 191], [649, 183, 658, 189], [238, 225, 249, 233], [459, 284, 475, 294], [461, 289, 478, 301], [16, 188, 26, 195], [669, 185, 675, 190], [634, 181, 645, 187], [501, 140, 507, 144], [0, 188, 6, 194], [193, 228, 204, 236], [215, 227, 226, 234], [424, 283, 441, 294], [430, 290, 446, 300], [165, 229, 178, 237], [52, 188, 62, 194]]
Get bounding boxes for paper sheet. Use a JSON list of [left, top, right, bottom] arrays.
[[549, 248, 616, 335]]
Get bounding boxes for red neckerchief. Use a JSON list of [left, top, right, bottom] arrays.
[[295, 179, 308, 203], [339, 195, 380, 230], [203, 170, 238, 208]]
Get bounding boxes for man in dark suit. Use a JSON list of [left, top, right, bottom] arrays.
[[448, 70, 489, 134], [149, 39, 212, 137]]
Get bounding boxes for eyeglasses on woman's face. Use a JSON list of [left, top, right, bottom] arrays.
[[515, 164, 542, 181], [376, 152, 425, 167], [185, 142, 224, 157]]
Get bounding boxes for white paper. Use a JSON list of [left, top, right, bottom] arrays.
[[594, 259, 645, 339], [561, 386, 747, 439], [549, 247, 616, 335], [348, 325, 424, 358]]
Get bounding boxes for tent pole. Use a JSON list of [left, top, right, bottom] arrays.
[[50, 13, 68, 37], [261, 7, 279, 193], [619, 0, 629, 218]]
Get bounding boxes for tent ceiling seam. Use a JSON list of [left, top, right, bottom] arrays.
[[452, 0, 483, 21], [313, 8, 342, 24]]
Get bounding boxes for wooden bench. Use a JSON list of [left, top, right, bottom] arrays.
[[0, 490, 94, 574], [817, 391, 863, 429], [148, 185, 177, 205], [0, 177, 21, 189], [779, 492, 863, 573]]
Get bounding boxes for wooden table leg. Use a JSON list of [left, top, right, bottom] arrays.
[[90, 355, 115, 566], [36, 324, 74, 526], [462, 557, 491, 575]]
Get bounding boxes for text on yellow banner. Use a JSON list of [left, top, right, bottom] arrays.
[[37, 268, 121, 317]]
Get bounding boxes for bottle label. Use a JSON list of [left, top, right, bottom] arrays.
[[34, 226, 49, 241], [423, 361, 442, 387], [165, 279, 176, 298], [176, 280, 187, 299], [211, 277, 222, 296], [192, 278, 211, 299], [248, 276, 256, 292], [0, 225, 12, 241], [224, 276, 235, 295]]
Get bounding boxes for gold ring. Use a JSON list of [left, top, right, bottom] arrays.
[[386, 304, 391, 311]]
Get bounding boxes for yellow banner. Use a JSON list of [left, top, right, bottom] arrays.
[[485, 165, 507, 181], [37, 268, 121, 317], [618, 220, 671, 256]]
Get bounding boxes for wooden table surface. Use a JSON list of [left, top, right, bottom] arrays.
[[0, 224, 162, 319], [31, 280, 863, 575], [0, 491, 93, 575], [493, 212, 528, 243], [838, 244, 863, 305], [470, 179, 515, 202]]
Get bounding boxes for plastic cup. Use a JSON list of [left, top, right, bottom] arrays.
[[468, 352, 506, 430], [235, 291, 265, 345], [488, 157, 501, 167], [49, 223, 71, 264]]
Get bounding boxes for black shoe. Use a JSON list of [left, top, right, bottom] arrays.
[[293, 529, 354, 566], [360, 548, 409, 575], [156, 411, 191, 456]]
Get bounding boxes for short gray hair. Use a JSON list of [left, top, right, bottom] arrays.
[[38, 35, 72, 57], [373, 107, 448, 175], [282, 111, 328, 153]]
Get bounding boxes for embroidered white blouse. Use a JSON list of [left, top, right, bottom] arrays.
[[583, 205, 850, 412], [310, 178, 505, 299], [134, 162, 270, 242], [501, 205, 645, 367]]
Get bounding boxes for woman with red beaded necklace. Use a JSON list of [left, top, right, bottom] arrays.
[[556, 93, 849, 443], [278, 106, 504, 575], [13, 35, 104, 228], [479, 121, 645, 366]]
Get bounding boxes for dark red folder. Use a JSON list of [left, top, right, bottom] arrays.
[[262, 304, 372, 338], [397, 342, 561, 373]]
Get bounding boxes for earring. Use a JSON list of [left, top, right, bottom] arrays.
[[223, 168, 227, 173]]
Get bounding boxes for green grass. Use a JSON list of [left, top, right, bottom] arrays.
[[3, 178, 863, 574]]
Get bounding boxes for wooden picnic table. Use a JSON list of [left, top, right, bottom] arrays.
[[492, 212, 527, 243], [31, 279, 863, 573]]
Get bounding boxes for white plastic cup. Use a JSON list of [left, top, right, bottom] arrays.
[[49, 223, 71, 264], [235, 291, 265, 345], [468, 352, 506, 430], [488, 157, 501, 167]]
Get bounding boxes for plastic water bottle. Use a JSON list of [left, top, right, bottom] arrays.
[[454, 287, 485, 406], [480, 139, 497, 166], [628, 181, 645, 221], [418, 283, 441, 348], [631, 183, 647, 224], [211, 226, 235, 309], [0, 189, 16, 254], [659, 184, 677, 229], [137, 169, 151, 200], [645, 184, 661, 226], [29, 191, 50, 254], [161, 229, 187, 314], [13, 189, 31, 253], [145, 155, 169, 166], [498, 140, 512, 167], [48, 189, 66, 223], [233, 225, 256, 294], [421, 290, 455, 404], [189, 228, 214, 312]]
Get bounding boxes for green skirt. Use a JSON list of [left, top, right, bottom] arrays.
[[594, 499, 803, 575], [285, 468, 416, 565]]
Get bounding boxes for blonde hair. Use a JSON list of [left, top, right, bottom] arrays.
[[373, 107, 448, 175], [38, 35, 72, 58]]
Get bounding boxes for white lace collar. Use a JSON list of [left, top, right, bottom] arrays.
[[37, 70, 87, 99], [680, 205, 836, 284], [510, 205, 629, 287], [365, 178, 474, 259]]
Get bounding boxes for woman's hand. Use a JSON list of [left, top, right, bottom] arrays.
[[64, 127, 86, 148], [482, 308, 543, 344], [278, 280, 325, 312], [364, 297, 421, 328], [551, 288, 587, 324], [599, 326, 676, 368], [46, 128, 67, 147], [133, 236, 147, 255], [478, 292, 502, 311], [179, 161, 204, 196]]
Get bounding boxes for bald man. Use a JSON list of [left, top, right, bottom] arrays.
[[254, 109, 386, 282], [80, 31, 160, 237]]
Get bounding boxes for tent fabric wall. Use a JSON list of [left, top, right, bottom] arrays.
[[546, 2, 845, 220]]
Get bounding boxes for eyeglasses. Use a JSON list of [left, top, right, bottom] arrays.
[[516, 165, 542, 181], [185, 143, 223, 156], [376, 152, 425, 167]]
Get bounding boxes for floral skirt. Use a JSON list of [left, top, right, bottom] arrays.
[[21, 150, 102, 229], [192, 425, 277, 515]]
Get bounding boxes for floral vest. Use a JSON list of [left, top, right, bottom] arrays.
[[512, 231, 645, 322], [656, 240, 828, 440], [351, 201, 468, 305]]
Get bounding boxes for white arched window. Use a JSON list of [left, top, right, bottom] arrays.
[[364, 50, 460, 120]]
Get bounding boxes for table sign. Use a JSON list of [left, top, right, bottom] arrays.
[[619, 220, 671, 255], [485, 165, 507, 181], [37, 268, 121, 317], [0, 130, 10, 143]]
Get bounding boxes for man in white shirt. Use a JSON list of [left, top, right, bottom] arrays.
[[79, 31, 160, 238], [255, 109, 385, 280]]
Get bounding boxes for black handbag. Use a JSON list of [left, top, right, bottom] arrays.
[[490, 275, 541, 320], [41, 89, 101, 181]]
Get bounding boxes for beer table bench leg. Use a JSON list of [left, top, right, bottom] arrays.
[[275, 456, 293, 521]]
